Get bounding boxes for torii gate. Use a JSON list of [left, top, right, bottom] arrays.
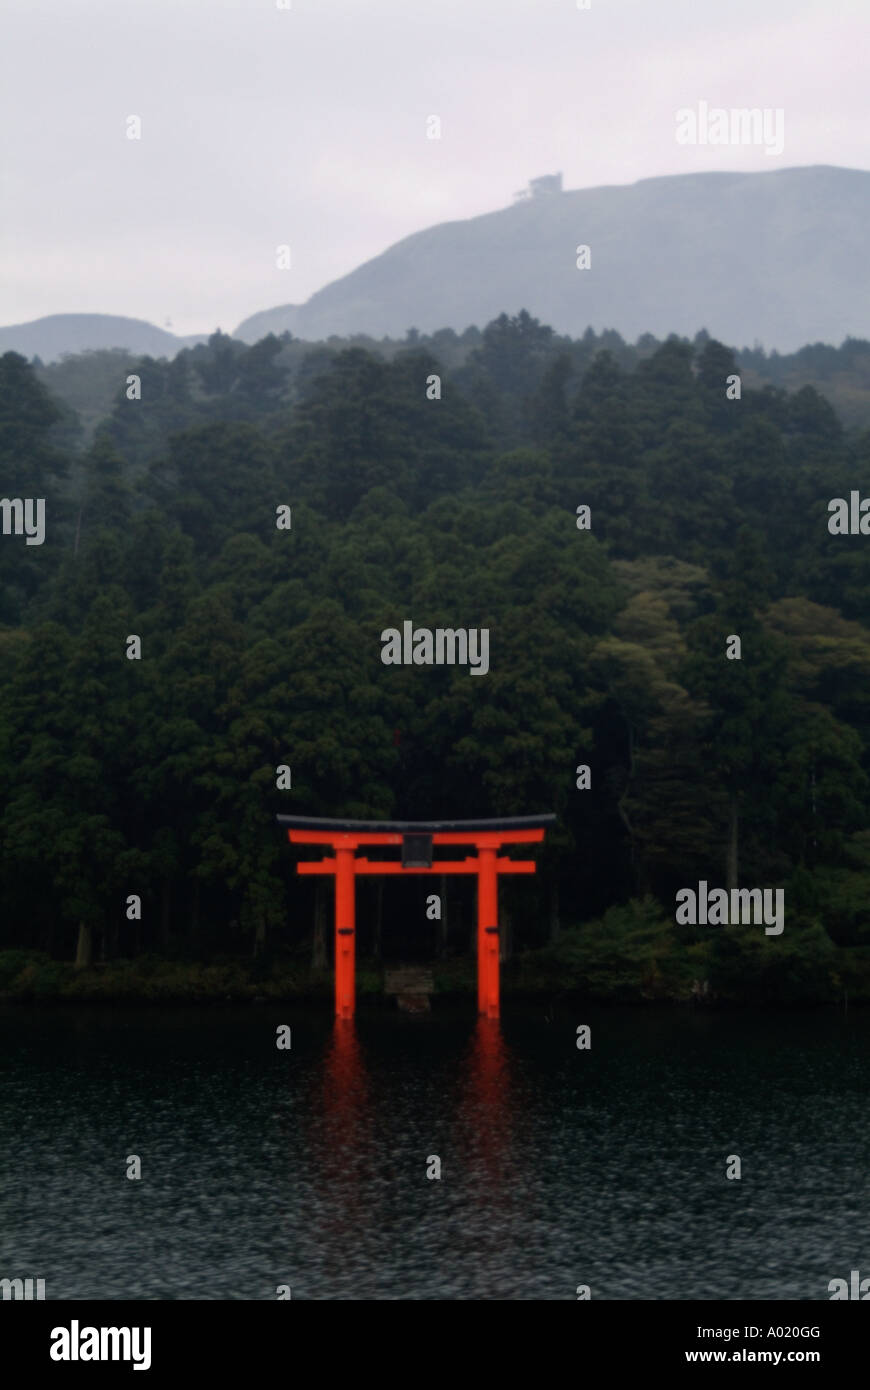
[[278, 815, 556, 1020]]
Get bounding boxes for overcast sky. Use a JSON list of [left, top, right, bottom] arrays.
[[2, 0, 867, 336]]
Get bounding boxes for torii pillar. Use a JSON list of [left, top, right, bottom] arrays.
[[334, 846, 356, 1021], [476, 845, 499, 1018]]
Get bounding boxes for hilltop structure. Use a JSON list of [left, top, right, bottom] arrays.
[[513, 172, 563, 201]]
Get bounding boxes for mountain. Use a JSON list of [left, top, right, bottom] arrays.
[[234, 304, 303, 344], [234, 166, 870, 352], [0, 314, 207, 363]]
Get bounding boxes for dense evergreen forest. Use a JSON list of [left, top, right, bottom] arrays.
[[3, 312, 870, 1004]]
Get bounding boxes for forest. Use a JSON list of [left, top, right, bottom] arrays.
[[3, 312, 870, 1005]]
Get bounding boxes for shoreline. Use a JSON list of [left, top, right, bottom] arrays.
[[2, 948, 869, 1007]]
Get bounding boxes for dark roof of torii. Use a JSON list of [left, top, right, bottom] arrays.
[[276, 814, 557, 832]]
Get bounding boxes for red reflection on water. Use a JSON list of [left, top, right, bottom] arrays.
[[314, 1019, 373, 1233], [455, 1018, 519, 1191], [321, 1018, 370, 1141]]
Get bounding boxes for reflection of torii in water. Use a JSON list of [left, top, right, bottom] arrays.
[[278, 815, 556, 1020]]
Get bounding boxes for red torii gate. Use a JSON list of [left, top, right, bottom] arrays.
[[278, 815, 556, 1020]]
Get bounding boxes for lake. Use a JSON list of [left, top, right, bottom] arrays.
[[2, 1002, 868, 1299]]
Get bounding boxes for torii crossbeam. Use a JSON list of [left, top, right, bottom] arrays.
[[277, 815, 557, 1019]]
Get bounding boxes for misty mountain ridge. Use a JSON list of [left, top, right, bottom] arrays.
[[3, 166, 869, 360], [0, 314, 206, 364], [236, 165, 870, 353]]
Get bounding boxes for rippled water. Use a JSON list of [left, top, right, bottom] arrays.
[[2, 1003, 869, 1299]]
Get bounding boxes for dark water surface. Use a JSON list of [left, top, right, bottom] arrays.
[[2, 1003, 869, 1300]]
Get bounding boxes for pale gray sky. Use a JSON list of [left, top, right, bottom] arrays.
[[1, 0, 867, 335]]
